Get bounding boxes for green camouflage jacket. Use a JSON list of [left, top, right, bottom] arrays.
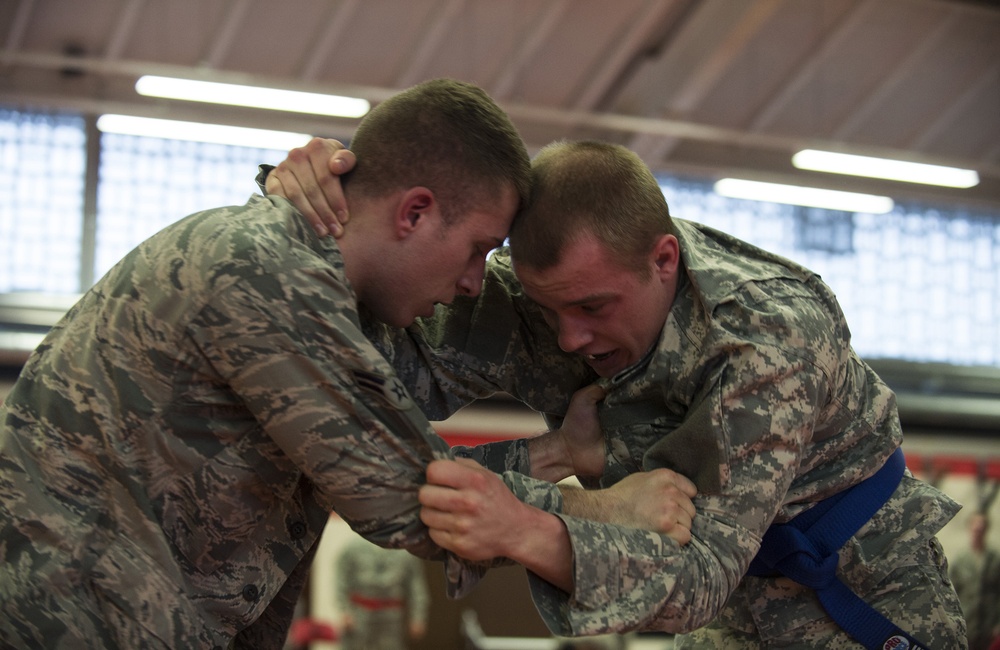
[[0, 195, 454, 649], [372, 218, 962, 646]]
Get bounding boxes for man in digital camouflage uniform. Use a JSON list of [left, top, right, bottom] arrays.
[[271, 138, 967, 649], [950, 513, 1000, 650], [335, 535, 429, 650], [0, 78, 535, 650]]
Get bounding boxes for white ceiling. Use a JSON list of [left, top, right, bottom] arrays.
[[2, 0, 999, 210]]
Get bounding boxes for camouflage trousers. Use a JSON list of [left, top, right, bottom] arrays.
[[675, 537, 966, 649], [340, 609, 409, 650]]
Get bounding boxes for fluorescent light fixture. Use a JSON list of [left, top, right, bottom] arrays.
[[135, 75, 370, 118], [96, 114, 312, 150], [714, 178, 894, 214], [792, 149, 979, 188]]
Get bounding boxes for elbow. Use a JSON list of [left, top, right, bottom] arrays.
[[625, 544, 741, 635], [630, 589, 729, 636]]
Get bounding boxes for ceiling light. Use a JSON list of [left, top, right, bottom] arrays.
[[135, 75, 370, 118], [96, 114, 312, 150], [714, 178, 894, 214], [792, 149, 979, 188]]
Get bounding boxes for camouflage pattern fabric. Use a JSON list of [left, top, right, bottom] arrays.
[[335, 536, 429, 650], [373, 218, 967, 648], [950, 546, 1000, 650], [0, 195, 457, 649]]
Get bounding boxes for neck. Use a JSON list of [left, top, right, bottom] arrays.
[[336, 229, 368, 300]]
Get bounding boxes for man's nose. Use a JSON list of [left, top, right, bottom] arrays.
[[456, 260, 486, 298], [556, 316, 592, 353]]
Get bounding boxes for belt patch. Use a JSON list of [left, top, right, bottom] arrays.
[[882, 636, 911, 650]]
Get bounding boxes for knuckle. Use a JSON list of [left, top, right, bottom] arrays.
[[287, 147, 309, 163]]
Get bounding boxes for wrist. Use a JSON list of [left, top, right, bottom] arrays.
[[561, 485, 617, 521], [504, 505, 574, 592], [527, 431, 574, 483]]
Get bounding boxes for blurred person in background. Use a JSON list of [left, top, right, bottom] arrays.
[[951, 512, 1000, 650], [336, 535, 429, 650]]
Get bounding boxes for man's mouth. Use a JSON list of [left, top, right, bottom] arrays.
[[585, 351, 614, 362]]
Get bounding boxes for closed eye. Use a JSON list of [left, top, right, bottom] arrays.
[[474, 244, 496, 260]]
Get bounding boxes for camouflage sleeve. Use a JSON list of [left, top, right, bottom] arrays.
[[190, 267, 453, 559], [452, 438, 532, 474]]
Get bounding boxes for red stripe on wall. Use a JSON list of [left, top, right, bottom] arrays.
[[905, 453, 1000, 480], [439, 432, 523, 448]]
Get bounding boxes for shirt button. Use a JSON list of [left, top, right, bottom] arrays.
[[242, 584, 259, 602], [289, 521, 307, 540]]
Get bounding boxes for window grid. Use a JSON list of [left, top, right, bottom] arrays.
[[0, 109, 86, 293], [95, 134, 289, 280], [659, 177, 1000, 366], [2, 107, 998, 367]]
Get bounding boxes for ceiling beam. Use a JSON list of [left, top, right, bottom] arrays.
[[395, 0, 467, 88], [909, 60, 1000, 153], [831, 10, 959, 140], [631, 0, 782, 161], [104, 0, 146, 61], [572, 0, 685, 111], [202, 0, 253, 69], [299, 0, 360, 82], [747, 0, 879, 133], [3, 0, 35, 57], [491, 0, 571, 100]]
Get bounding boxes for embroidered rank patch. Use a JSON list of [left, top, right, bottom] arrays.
[[352, 369, 414, 411]]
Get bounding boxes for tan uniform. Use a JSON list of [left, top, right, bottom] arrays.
[[335, 536, 429, 650], [0, 195, 452, 649], [374, 218, 967, 648], [951, 546, 1000, 650]]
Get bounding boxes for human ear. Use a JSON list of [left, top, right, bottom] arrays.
[[652, 234, 680, 277], [395, 187, 436, 238]]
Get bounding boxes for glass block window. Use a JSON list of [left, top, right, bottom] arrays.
[[95, 134, 289, 282], [659, 176, 1000, 366], [2, 106, 999, 367], [0, 108, 86, 293]]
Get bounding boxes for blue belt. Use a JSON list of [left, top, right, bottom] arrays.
[[747, 448, 928, 650]]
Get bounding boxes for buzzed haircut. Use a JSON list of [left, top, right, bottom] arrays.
[[510, 140, 674, 276], [344, 78, 531, 225]]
